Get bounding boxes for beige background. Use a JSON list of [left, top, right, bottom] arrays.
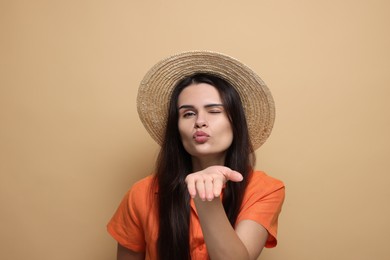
[[1, 0, 389, 259]]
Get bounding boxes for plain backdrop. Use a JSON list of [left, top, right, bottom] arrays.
[[1, 1, 389, 259]]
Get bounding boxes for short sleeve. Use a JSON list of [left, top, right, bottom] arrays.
[[107, 181, 148, 252], [236, 171, 285, 248]]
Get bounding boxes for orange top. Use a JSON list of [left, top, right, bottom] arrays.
[[107, 171, 285, 259]]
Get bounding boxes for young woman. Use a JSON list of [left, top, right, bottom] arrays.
[[107, 51, 285, 260]]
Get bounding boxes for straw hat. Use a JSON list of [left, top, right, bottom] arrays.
[[137, 50, 275, 150]]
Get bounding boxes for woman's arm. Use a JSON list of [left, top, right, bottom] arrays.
[[117, 244, 145, 260], [186, 166, 269, 260], [194, 197, 268, 260]]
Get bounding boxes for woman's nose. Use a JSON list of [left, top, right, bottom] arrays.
[[195, 114, 208, 128]]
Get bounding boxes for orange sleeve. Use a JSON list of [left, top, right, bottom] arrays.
[[107, 180, 148, 252], [236, 171, 285, 248]]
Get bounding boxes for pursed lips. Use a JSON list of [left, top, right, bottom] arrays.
[[193, 131, 209, 143]]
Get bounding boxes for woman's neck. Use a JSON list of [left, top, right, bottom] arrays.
[[191, 154, 226, 172]]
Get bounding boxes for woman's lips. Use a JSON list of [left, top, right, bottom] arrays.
[[194, 131, 209, 143]]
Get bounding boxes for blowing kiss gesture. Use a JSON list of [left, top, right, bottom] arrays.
[[185, 166, 244, 201]]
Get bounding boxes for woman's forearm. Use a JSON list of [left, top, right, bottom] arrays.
[[194, 197, 250, 260]]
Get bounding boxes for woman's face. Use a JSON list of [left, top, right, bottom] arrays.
[[177, 83, 233, 161]]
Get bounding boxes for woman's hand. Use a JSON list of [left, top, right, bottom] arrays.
[[185, 166, 243, 201]]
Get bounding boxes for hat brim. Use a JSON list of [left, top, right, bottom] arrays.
[[137, 50, 275, 150]]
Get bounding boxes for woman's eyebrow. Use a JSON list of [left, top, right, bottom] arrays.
[[178, 104, 224, 110], [178, 105, 194, 110], [204, 103, 224, 108]]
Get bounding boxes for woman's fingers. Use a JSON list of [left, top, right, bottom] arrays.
[[186, 175, 197, 198], [213, 178, 224, 197], [187, 174, 213, 201], [221, 169, 243, 182], [204, 177, 214, 201], [195, 176, 206, 200], [185, 166, 244, 201]]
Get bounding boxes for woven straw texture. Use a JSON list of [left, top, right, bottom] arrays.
[[137, 50, 275, 150]]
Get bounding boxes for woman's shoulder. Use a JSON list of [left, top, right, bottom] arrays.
[[124, 175, 157, 213], [251, 170, 284, 184], [132, 175, 154, 187], [247, 170, 285, 195], [128, 175, 156, 194]]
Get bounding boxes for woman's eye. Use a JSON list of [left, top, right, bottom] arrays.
[[183, 111, 196, 118], [209, 110, 222, 114]]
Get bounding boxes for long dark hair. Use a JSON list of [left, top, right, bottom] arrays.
[[153, 73, 255, 260]]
